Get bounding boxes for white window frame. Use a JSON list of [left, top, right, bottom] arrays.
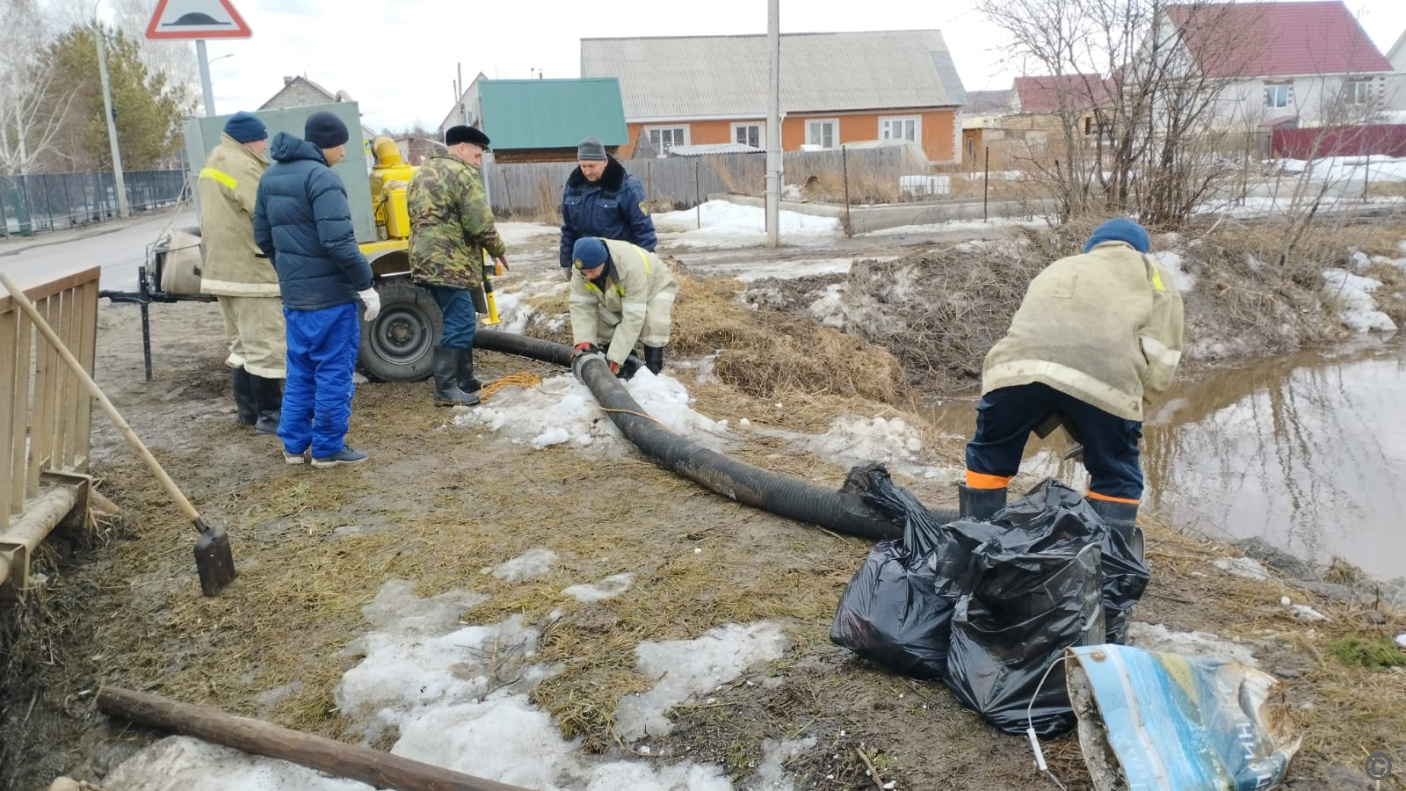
[[805, 118, 839, 149], [731, 121, 763, 148], [1344, 80, 1371, 106], [644, 125, 691, 152], [1264, 83, 1289, 109], [878, 115, 921, 143]]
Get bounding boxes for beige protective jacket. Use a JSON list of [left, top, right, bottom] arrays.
[[981, 241, 1184, 421], [198, 134, 276, 296], [569, 238, 679, 366]]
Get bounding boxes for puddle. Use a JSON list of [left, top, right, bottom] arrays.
[[926, 337, 1406, 578]]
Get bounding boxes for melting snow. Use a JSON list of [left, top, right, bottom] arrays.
[[564, 573, 634, 603], [488, 548, 559, 582], [1321, 268, 1397, 333], [1151, 251, 1196, 292], [653, 201, 840, 248], [614, 622, 789, 742], [105, 582, 801, 791], [454, 371, 730, 452]]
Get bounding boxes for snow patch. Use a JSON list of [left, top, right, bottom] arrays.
[[1213, 557, 1274, 582], [653, 201, 840, 249], [454, 372, 729, 453], [1129, 622, 1259, 667], [750, 738, 819, 791], [102, 736, 373, 791], [1152, 251, 1196, 292], [564, 573, 634, 603], [614, 622, 788, 742], [488, 548, 559, 582], [495, 221, 560, 246], [807, 283, 847, 328], [1321, 268, 1397, 333]]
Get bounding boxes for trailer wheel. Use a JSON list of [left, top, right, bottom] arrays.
[[359, 278, 440, 382]]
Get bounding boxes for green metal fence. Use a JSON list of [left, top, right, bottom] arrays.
[[0, 170, 188, 237]]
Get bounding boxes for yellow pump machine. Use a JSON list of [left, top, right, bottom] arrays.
[[366, 136, 501, 327]]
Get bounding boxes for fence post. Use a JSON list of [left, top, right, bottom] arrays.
[[695, 159, 701, 230], [1363, 152, 1370, 202], [0, 176, 8, 237], [647, 160, 653, 200], [983, 147, 990, 222], [63, 175, 73, 228], [841, 145, 851, 238]]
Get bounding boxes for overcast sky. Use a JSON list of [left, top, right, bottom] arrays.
[[166, 0, 1406, 133]]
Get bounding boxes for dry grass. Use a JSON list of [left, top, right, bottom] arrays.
[[525, 272, 908, 404]]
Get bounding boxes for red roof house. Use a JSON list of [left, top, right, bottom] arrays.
[[1163, 1, 1393, 126]]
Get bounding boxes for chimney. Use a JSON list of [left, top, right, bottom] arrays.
[[283, 76, 294, 85]]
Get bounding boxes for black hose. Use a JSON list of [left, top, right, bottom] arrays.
[[475, 329, 959, 542]]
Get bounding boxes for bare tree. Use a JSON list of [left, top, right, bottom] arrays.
[[0, 0, 76, 174], [978, 0, 1265, 227]]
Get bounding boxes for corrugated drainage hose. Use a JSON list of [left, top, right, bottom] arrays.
[[474, 329, 959, 542]]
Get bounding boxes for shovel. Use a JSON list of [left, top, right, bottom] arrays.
[[0, 272, 236, 596]]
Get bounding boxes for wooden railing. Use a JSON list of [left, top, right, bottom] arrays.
[[0, 263, 100, 533]]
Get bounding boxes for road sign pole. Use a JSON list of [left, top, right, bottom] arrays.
[[196, 39, 216, 116], [96, 28, 130, 218]]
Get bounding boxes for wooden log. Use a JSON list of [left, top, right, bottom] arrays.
[[96, 686, 532, 791]]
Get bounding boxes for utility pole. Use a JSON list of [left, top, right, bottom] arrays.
[[95, 25, 129, 218], [196, 40, 216, 115], [764, 0, 780, 248]]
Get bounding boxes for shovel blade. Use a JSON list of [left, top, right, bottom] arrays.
[[193, 521, 237, 596]]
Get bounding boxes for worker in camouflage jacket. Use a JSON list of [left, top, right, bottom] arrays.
[[197, 111, 281, 434], [960, 218, 1183, 561], [407, 125, 508, 407], [567, 237, 678, 379]]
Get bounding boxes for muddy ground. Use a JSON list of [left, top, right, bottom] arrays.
[[3, 224, 1406, 791]]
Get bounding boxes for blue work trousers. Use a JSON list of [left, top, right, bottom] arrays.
[[429, 285, 477, 349], [965, 382, 1145, 501], [279, 302, 360, 459]]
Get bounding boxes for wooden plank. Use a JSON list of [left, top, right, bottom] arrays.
[[96, 687, 533, 791], [52, 289, 73, 469], [72, 280, 98, 471], [0, 309, 16, 529], [0, 264, 102, 314], [26, 296, 56, 499], [11, 306, 32, 511]]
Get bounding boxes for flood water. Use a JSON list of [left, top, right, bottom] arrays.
[[926, 336, 1406, 579]]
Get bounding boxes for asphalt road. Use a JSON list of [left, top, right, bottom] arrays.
[[0, 209, 195, 293]]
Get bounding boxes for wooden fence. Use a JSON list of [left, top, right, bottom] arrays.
[[0, 264, 98, 594], [481, 144, 933, 218]]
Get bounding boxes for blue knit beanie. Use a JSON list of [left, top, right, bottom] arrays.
[[572, 237, 608, 269], [1083, 218, 1150, 254], [305, 111, 350, 149], [223, 111, 267, 144]]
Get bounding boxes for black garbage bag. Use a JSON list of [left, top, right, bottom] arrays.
[[996, 480, 1150, 644], [828, 465, 968, 680], [945, 523, 1104, 737]]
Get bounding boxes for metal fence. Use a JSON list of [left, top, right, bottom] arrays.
[[0, 170, 188, 237]]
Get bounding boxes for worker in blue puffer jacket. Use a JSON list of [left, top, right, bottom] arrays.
[[253, 111, 379, 469]]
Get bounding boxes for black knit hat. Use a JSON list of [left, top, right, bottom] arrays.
[[445, 125, 491, 151], [305, 111, 349, 149]]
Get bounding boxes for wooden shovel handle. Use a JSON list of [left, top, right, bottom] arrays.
[[0, 272, 201, 524]]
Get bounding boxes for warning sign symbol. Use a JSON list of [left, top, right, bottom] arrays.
[[145, 0, 252, 39]]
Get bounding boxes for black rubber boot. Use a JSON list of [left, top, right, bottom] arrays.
[[434, 347, 479, 407], [957, 484, 1007, 521], [644, 345, 665, 375], [456, 347, 483, 394], [231, 368, 257, 427], [1087, 498, 1144, 564], [249, 374, 283, 436]]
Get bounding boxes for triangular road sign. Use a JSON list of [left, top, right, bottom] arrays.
[[145, 0, 252, 40]]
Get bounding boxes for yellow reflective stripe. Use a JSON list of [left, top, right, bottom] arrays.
[[1150, 268, 1165, 291], [200, 167, 237, 190], [635, 247, 651, 275]]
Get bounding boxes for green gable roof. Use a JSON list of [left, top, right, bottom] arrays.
[[479, 78, 628, 151]]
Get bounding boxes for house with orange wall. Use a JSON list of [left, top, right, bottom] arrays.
[[580, 30, 967, 164]]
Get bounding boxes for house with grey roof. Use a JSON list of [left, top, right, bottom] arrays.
[[580, 30, 967, 164]]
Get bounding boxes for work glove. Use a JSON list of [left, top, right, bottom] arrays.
[[571, 342, 602, 363], [358, 288, 381, 322]]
